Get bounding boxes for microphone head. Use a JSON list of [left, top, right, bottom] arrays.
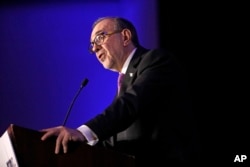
[[81, 78, 89, 88]]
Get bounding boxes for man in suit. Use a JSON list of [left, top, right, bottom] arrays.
[[41, 16, 200, 166]]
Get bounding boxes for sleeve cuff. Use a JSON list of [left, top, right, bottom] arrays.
[[77, 125, 99, 146]]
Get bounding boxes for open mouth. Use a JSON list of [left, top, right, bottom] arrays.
[[98, 53, 105, 61]]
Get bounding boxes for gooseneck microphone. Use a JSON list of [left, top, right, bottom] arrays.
[[62, 78, 89, 126]]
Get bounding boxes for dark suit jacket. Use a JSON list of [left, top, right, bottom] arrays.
[[85, 46, 200, 166]]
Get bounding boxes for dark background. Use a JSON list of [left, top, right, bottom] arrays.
[[1, 0, 249, 165], [158, 1, 249, 165]]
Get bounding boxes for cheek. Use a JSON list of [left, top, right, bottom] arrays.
[[105, 42, 120, 56]]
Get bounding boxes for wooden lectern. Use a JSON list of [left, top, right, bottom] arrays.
[[0, 124, 135, 167]]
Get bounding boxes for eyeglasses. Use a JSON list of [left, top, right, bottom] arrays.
[[89, 30, 122, 54]]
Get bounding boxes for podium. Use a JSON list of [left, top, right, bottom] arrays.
[[0, 124, 135, 167]]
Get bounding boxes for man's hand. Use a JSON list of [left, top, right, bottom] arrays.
[[40, 126, 86, 154]]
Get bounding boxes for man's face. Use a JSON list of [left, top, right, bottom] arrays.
[[90, 19, 124, 72]]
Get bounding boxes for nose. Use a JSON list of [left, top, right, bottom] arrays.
[[92, 43, 101, 53]]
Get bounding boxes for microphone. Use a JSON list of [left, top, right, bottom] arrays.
[[62, 78, 89, 126]]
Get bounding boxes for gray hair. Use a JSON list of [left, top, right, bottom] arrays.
[[92, 16, 140, 47]]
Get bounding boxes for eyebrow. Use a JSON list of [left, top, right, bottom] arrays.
[[95, 30, 104, 35]]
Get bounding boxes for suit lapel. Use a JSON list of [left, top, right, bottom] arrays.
[[119, 47, 148, 95]]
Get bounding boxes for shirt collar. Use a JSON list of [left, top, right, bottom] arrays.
[[121, 48, 137, 74]]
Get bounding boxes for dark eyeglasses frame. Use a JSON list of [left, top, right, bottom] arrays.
[[89, 30, 122, 54]]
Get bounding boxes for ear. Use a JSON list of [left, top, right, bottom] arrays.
[[121, 29, 132, 46]]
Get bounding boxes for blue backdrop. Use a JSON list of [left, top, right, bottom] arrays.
[[0, 0, 159, 134]]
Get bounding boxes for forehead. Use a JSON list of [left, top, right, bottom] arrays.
[[90, 19, 114, 39]]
